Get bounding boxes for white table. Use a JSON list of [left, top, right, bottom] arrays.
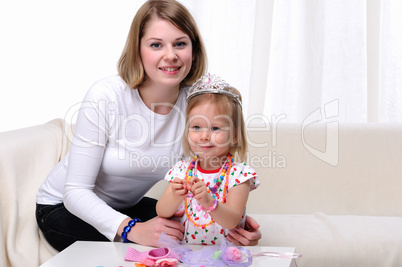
[[40, 241, 296, 267]]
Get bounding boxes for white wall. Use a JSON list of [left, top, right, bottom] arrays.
[[0, 1, 144, 132], [0, 0, 256, 132]]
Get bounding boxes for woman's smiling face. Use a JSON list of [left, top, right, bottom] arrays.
[[140, 16, 193, 89]]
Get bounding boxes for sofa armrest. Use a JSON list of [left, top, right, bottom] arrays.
[[0, 119, 71, 267]]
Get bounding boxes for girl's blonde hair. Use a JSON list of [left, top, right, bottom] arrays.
[[118, 0, 207, 89], [182, 88, 247, 162]]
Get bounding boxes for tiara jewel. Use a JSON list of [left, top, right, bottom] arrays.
[[187, 73, 242, 107]]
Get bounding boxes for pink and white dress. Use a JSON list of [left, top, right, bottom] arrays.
[[164, 160, 260, 245]]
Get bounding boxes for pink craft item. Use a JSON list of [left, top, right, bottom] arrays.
[[125, 247, 180, 262]]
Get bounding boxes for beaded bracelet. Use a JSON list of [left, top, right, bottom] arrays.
[[121, 218, 141, 243], [205, 199, 219, 213]]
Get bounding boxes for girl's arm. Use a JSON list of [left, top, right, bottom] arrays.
[[190, 177, 250, 229], [156, 178, 188, 218]]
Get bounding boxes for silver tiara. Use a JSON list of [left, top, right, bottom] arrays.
[[187, 73, 242, 107]]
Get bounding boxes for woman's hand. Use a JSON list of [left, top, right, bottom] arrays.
[[226, 215, 262, 246], [123, 212, 185, 247]]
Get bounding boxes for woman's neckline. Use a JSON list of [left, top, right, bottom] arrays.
[[137, 85, 181, 115]]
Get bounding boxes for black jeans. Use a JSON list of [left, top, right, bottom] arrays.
[[36, 197, 157, 251]]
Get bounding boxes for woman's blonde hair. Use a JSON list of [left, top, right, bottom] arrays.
[[118, 0, 207, 89], [182, 88, 247, 162]]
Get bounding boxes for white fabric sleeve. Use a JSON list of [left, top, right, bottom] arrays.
[[228, 163, 260, 191], [164, 160, 187, 182], [63, 82, 128, 241]]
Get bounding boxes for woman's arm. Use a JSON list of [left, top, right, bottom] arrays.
[[63, 83, 124, 241], [117, 215, 185, 246], [156, 178, 187, 218], [190, 177, 250, 229]]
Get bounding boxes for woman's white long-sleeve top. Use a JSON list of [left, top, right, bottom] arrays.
[[37, 75, 187, 240]]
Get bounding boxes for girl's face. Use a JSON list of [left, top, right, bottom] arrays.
[[140, 17, 193, 89], [187, 101, 237, 170]]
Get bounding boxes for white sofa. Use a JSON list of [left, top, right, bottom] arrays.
[[1, 118, 402, 266]]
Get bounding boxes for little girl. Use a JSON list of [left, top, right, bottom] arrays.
[[156, 74, 260, 245]]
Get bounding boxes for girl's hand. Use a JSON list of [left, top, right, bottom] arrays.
[[170, 177, 188, 198], [188, 177, 213, 209], [123, 215, 185, 247]]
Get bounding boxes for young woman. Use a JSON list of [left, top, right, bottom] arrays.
[[36, 0, 261, 251]]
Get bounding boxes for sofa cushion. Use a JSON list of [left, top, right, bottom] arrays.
[[246, 123, 402, 217], [250, 213, 402, 267]]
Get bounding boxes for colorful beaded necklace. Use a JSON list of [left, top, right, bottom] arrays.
[[184, 153, 234, 228]]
